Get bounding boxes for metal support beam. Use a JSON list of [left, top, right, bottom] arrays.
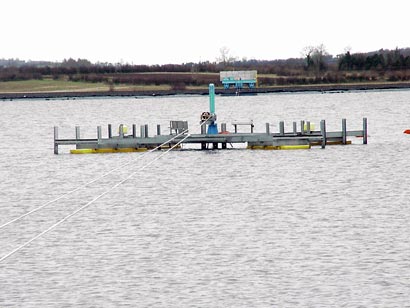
[[75, 126, 80, 140], [144, 124, 149, 138], [342, 118, 347, 144], [279, 121, 284, 136], [132, 124, 137, 138], [320, 120, 326, 149], [119, 124, 124, 138], [140, 125, 145, 138], [97, 126, 102, 141], [54, 126, 58, 154], [201, 124, 207, 135]]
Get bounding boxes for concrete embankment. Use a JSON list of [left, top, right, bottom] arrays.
[[1, 82, 410, 100]]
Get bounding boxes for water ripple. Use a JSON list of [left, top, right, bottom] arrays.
[[1, 91, 410, 307]]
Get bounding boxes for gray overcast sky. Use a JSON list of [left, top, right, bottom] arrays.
[[1, 0, 409, 64]]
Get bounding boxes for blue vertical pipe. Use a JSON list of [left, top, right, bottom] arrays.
[[207, 83, 218, 135], [209, 83, 215, 114]]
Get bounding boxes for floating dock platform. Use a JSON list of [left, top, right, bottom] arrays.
[[53, 84, 367, 154], [53, 118, 367, 154]]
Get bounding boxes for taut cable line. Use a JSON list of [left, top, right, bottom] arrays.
[[0, 128, 190, 230], [0, 131, 192, 263]]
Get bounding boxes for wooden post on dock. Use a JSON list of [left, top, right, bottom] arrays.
[[266, 123, 270, 134], [301, 120, 305, 134], [306, 121, 311, 134], [54, 126, 58, 154], [320, 120, 326, 148], [108, 124, 112, 138], [157, 124, 161, 136], [363, 117, 368, 144], [342, 118, 347, 144], [97, 126, 102, 141], [279, 121, 284, 136], [293, 122, 297, 135], [75, 126, 80, 140], [132, 124, 136, 138]]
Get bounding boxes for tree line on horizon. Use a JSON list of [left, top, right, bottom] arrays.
[[1, 47, 410, 87]]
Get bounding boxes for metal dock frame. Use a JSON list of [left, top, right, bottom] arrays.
[[53, 118, 367, 154]]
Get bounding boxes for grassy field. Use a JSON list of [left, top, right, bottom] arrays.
[[0, 79, 172, 93], [1, 77, 409, 96]]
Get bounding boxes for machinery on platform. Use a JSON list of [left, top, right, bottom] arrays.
[[200, 84, 218, 135]]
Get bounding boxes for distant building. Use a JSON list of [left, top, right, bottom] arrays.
[[220, 70, 257, 90]]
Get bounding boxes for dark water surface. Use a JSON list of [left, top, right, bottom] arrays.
[[1, 90, 409, 307]]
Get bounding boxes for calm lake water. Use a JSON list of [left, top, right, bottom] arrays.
[[1, 90, 410, 307]]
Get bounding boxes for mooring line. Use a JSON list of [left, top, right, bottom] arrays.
[[0, 132, 192, 263], [0, 128, 190, 230]]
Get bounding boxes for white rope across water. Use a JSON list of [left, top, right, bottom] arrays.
[[0, 132, 192, 263], [0, 128, 189, 230]]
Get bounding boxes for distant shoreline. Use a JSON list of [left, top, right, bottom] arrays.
[[1, 82, 410, 100]]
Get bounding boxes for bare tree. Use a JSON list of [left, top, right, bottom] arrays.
[[302, 44, 329, 73], [217, 46, 237, 65]]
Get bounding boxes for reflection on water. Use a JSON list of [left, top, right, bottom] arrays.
[[1, 90, 410, 307]]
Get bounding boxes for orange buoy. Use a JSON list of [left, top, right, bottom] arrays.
[[404, 129, 410, 134]]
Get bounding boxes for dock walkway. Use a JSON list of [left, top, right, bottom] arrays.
[[53, 118, 367, 154]]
